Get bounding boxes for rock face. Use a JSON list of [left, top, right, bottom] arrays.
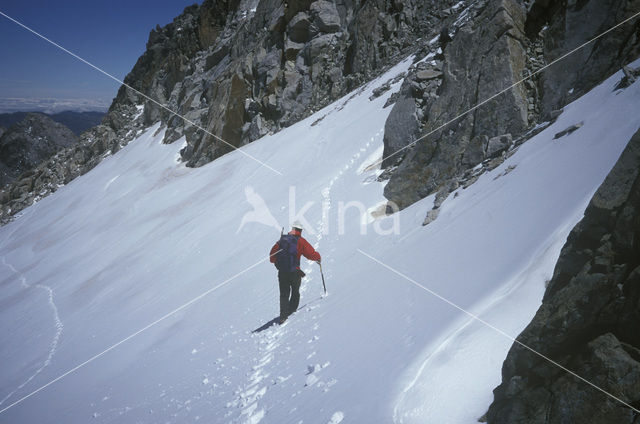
[[486, 128, 640, 423], [381, 0, 640, 210], [0, 113, 78, 186], [107, 0, 463, 167], [383, 0, 530, 208], [528, 0, 640, 118]]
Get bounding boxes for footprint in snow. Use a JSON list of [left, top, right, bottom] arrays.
[[328, 411, 344, 423]]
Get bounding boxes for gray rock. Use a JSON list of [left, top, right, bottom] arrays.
[[486, 128, 640, 423], [614, 65, 640, 90], [547, 109, 563, 121], [553, 122, 583, 139], [486, 134, 513, 158], [384, 0, 529, 209], [415, 69, 443, 81], [310, 0, 341, 33], [422, 208, 440, 226], [531, 0, 640, 117], [462, 135, 487, 167], [369, 82, 392, 101], [381, 81, 419, 168], [434, 180, 458, 209], [287, 12, 312, 43], [284, 37, 305, 60]]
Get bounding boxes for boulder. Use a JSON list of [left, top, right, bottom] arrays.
[[310, 0, 342, 33], [553, 122, 583, 139], [486, 134, 513, 158], [614, 65, 640, 90], [381, 81, 419, 168], [287, 12, 312, 43]]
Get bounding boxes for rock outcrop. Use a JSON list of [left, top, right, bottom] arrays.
[[107, 0, 463, 166], [0, 113, 78, 187], [486, 128, 640, 423], [382, 0, 531, 209], [528, 0, 640, 119], [381, 0, 640, 210]]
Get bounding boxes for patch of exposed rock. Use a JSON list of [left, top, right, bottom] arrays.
[[0, 113, 78, 187]]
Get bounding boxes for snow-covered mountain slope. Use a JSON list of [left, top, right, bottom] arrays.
[[1, 57, 639, 424]]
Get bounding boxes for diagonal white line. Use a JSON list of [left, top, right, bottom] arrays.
[[0, 251, 279, 415], [356, 248, 640, 414], [373, 10, 640, 169], [0, 10, 283, 176]]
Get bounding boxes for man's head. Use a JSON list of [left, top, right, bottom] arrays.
[[292, 221, 303, 233]]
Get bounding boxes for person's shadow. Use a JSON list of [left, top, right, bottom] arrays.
[[251, 297, 323, 333], [252, 316, 280, 333]]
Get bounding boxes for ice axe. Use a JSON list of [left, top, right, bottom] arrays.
[[318, 261, 327, 294]]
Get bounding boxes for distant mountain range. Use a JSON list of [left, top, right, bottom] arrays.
[[0, 110, 105, 135]]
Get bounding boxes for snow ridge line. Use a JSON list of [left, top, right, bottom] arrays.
[[391, 235, 562, 423], [0, 257, 64, 407]]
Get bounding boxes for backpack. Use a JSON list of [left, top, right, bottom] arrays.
[[275, 234, 300, 272]]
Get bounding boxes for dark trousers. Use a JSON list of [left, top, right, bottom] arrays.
[[278, 271, 301, 319]]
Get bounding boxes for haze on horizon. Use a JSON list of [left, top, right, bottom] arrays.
[[0, 0, 202, 114]]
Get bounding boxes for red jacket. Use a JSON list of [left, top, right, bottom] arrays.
[[270, 230, 321, 269]]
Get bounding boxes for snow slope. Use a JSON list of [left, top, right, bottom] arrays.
[[1, 57, 639, 424]]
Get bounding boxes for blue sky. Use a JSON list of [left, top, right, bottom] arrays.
[[0, 0, 202, 112]]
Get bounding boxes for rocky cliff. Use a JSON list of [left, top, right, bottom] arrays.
[[382, 0, 640, 210], [0, 113, 78, 187], [107, 0, 465, 166], [485, 126, 640, 423]]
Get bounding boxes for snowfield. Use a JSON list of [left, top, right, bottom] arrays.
[[1, 57, 639, 424]]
